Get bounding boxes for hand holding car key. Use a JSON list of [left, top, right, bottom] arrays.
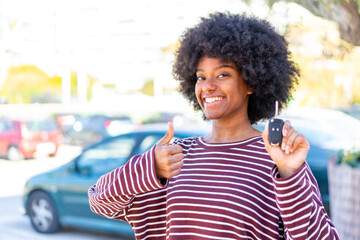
[[264, 101, 310, 177], [268, 101, 284, 146]]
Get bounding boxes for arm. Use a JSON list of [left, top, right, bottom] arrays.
[[263, 120, 339, 239], [272, 163, 339, 239], [88, 122, 183, 220], [88, 145, 165, 220]]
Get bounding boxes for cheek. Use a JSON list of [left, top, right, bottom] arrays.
[[195, 83, 203, 105]]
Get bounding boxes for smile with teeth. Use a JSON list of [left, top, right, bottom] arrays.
[[204, 97, 223, 103]]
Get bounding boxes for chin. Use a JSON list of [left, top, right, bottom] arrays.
[[204, 113, 221, 120]]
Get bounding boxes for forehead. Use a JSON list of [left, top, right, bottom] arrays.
[[197, 57, 236, 69]]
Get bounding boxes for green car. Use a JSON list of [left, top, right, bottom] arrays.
[[22, 108, 360, 237], [21, 124, 209, 239]]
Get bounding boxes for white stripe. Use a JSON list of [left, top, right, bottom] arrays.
[[166, 217, 256, 239], [279, 190, 312, 211], [167, 193, 278, 226], [168, 225, 251, 240], [229, 147, 269, 156], [129, 213, 167, 224], [273, 165, 306, 185], [134, 154, 144, 193], [198, 136, 262, 147], [140, 233, 166, 240], [186, 151, 273, 169], [145, 150, 156, 190], [184, 161, 273, 176], [282, 210, 311, 225], [128, 156, 139, 195], [128, 201, 166, 215], [166, 209, 277, 238], [179, 170, 275, 194], [132, 220, 167, 231], [276, 184, 311, 205], [169, 178, 278, 208], [276, 178, 310, 198]]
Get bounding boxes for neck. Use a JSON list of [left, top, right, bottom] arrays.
[[204, 116, 261, 143]]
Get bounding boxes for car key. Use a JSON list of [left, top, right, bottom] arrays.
[[269, 101, 284, 146]]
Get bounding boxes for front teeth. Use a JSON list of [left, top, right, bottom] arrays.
[[205, 97, 223, 103]]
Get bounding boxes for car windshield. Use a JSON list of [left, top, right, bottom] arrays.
[[283, 108, 360, 142], [25, 120, 58, 131], [254, 108, 360, 151]]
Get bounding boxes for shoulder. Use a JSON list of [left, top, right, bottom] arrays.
[[172, 136, 199, 147]]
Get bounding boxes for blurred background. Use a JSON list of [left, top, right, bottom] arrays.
[[0, 0, 360, 239]]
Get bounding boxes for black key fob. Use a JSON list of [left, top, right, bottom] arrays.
[[268, 101, 284, 146], [269, 118, 284, 146]]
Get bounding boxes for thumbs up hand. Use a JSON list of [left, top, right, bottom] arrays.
[[154, 122, 184, 179]]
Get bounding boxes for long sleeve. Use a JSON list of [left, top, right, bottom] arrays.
[[88, 145, 166, 221], [272, 162, 339, 239]]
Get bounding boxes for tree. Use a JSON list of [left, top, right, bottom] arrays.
[[0, 65, 62, 104], [266, 0, 360, 46]]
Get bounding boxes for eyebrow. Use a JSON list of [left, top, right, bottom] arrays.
[[196, 64, 236, 72]]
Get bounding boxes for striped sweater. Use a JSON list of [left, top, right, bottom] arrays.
[[88, 136, 339, 239]]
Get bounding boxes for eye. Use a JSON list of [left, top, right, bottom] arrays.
[[218, 73, 229, 79], [196, 75, 205, 81]]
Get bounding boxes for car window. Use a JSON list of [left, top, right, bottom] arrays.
[[0, 121, 11, 132], [25, 120, 58, 131], [136, 135, 163, 155], [77, 136, 137, 175]]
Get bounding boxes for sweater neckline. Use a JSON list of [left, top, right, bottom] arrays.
[[196, 135, 263, 149]]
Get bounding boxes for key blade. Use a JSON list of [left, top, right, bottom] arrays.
[[275, 101, 279, 118]]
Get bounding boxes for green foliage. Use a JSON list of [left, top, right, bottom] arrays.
[[0, 65, 61, 103], [70, 72, 78, 95], [87, 75, 98, 101], [0, 66, 99, 103], [336, 149, 360, 168], [285, 16, 360, 108], [140, 79, 154, 96]]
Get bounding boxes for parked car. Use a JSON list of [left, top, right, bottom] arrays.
[[64, 114, 137, 147], [0, 118, 63, 160], [141, 111, 200, 127], [21, 124, 209, 238], [21, 108, 360, 237], [253, 107, 360, 215]]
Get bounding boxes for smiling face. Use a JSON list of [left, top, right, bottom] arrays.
[[195, 57, 252, 121]]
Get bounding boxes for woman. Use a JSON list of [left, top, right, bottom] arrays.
[[89, 12, 338, 239]]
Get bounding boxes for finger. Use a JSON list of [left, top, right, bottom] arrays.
[[289, 134, 302, 152], [170, 152, 184, 162], [281, 123, 294, 151], [283, 128, 298, 154], [291, 134, 309, 152], [158, 122, 174, 146], [170, 161, 184, 177], [282, 120, 291, 137], [167, 145, 183, 155]]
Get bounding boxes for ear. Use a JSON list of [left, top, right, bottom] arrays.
[[247, 86, 254, 95]]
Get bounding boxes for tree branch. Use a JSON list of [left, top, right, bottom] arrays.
[[272, 0, 360, 46]]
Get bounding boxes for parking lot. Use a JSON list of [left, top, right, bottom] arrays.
[[0, 145, 127, 240]]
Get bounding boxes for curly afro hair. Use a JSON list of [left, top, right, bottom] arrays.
[[172, 12, 299, 124]]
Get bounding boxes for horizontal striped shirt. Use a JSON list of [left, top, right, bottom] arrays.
[[88, 136, 339, 239]]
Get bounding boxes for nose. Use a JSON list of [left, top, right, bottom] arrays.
[[201, 78, 216, 93]]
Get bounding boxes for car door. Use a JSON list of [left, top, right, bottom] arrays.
[[0, 120, 12, 156], [57, 134, 140, 222]]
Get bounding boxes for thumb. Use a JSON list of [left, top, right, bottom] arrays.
[[158, 122, 174, 146]]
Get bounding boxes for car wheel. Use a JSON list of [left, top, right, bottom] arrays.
[[27, 191, 60, 233], [7, 146, 23, 161]]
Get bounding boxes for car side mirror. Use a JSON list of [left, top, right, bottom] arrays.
[[67, 161, 91, 176], [67, 161, 77, 172], [78, 166, 92, 176]]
